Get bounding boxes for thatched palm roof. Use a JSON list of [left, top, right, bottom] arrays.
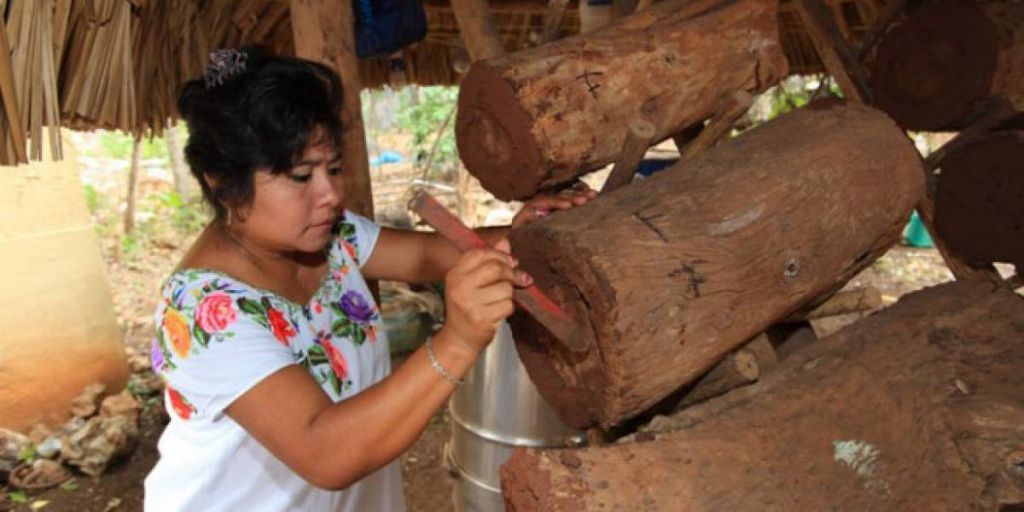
[[0, 0, 884, 165]]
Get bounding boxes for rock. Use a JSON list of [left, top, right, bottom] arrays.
[[8, 459, 72, 490], [127, 353, 152, 373], [0, 428, 31, 481], [127, 372, 163, 396], [100, 391, 141, 422], [27, 424, 53, 445], [62, 415, 138, 476], [68, 383, 107, 418], [34, 437, 62, 459]]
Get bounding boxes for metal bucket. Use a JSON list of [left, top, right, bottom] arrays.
[[447, 322, 585, 512]]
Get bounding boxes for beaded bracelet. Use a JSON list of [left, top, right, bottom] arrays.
[[426, 337, 464, 387]]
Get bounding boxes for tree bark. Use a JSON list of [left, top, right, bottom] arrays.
[[935, 130, 1024, 269], [507, 103, 924, 429], [455, 0, 788, 200], [871, 0, 1024, 131], [164, 123, 192, 198], [501, 281, 1024, 511]]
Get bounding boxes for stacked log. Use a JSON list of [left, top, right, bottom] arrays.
[[455, 0, 788, 201], [935, 118, 1024, 269], [501, 281, 1024, 510], [871, 0, 1024, 131], [507, 102, 923, 430]]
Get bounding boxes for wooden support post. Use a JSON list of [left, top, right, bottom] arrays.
[[541, 0, 571, 43], [671, 123, 704, 156], [855, 0, 909, 61], [678, 91, 753, 162], [290, 0, 375, 218], [600, 119, 655, 194], [450, 0, 506, 61], [675, 334, 778, 409], [795, 0, 873, 103], [124, 134, 142, 236]]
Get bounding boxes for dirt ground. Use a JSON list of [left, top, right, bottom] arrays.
[[1, 131, 1003, 512]]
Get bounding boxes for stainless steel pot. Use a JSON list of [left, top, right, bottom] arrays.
[[447, 321, 586, 511]]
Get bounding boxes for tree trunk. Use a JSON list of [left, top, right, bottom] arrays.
[[935, 130, 1024, 269], [455, 0, 788, 201], [507, 103, 923, 429], [871, 0, 1024, 131], [164, 123, 192, 198], [501, 281, 1024, 511], [123, 135, 141, 236]]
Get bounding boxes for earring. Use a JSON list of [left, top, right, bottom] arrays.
[[225, 209, 233, 227]]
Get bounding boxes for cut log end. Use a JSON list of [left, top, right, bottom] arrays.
[[871, 0, 999, 131], [936, 131, 1024, 268], [456, 62, 543, 201], [509, 227, 610, 428]]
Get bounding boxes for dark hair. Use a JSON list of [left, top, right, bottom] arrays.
[[177, 47, 344, 219]]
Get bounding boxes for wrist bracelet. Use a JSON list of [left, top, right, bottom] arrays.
[[426, 337, 464, 387]]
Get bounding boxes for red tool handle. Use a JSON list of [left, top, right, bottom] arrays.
[[410, 191, 590, 352]]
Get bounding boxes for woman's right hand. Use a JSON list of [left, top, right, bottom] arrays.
[[441, 239, 532, 352]]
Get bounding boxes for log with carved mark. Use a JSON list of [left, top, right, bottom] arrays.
[[871, 0, 1024, 131], [501, 281, 1024, 510], [455, 0, 788, 201], [507, 102, 923, 429]]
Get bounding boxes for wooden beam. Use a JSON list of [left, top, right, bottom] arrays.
[[678, 90, 753, 162], [795, 0, 873, 103], [450, 0, 506, 60], [855, 0, 909, 61], [541, 0, 571, 43], [289, 0, 374, 218], [601, 119, 655, 193]]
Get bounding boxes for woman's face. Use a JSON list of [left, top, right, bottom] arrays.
[[234, 139, 345, 255]]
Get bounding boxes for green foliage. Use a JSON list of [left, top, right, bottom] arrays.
[[149, 191, 209, 235], [82, 184, 101, 214], [59, 479, 79, 492], [8, 490, 29, 504], [397, 87, 459, 179], [97, 131, 168, 160], [765, 75, 843, 121], [18, 443, 36, 463]]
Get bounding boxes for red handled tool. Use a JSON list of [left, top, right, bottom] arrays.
[[410, 191, 590, 352]]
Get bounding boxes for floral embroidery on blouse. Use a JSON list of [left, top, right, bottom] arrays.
[[152, 215, 383, 419]]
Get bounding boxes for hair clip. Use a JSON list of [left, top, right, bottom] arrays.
[[204, 48, 249, 89]]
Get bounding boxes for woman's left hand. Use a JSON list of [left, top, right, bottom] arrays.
[[510, 182, 598, 229]]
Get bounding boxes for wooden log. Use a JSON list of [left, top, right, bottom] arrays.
[[600, 119, 655, 193], [501, 281, 1024, 510], [854, 0, 909, 61], [794, 0, 872, 103], [507, 102, 923, 429], [871, 0, 1024, 131], [912, 100, 1016, 285], [935, 130, 1024, 269], [290, 0, 375, 218], [455, 0, 788, 201]]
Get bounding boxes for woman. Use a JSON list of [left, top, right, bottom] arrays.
[[144, 48, 595, 511]]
